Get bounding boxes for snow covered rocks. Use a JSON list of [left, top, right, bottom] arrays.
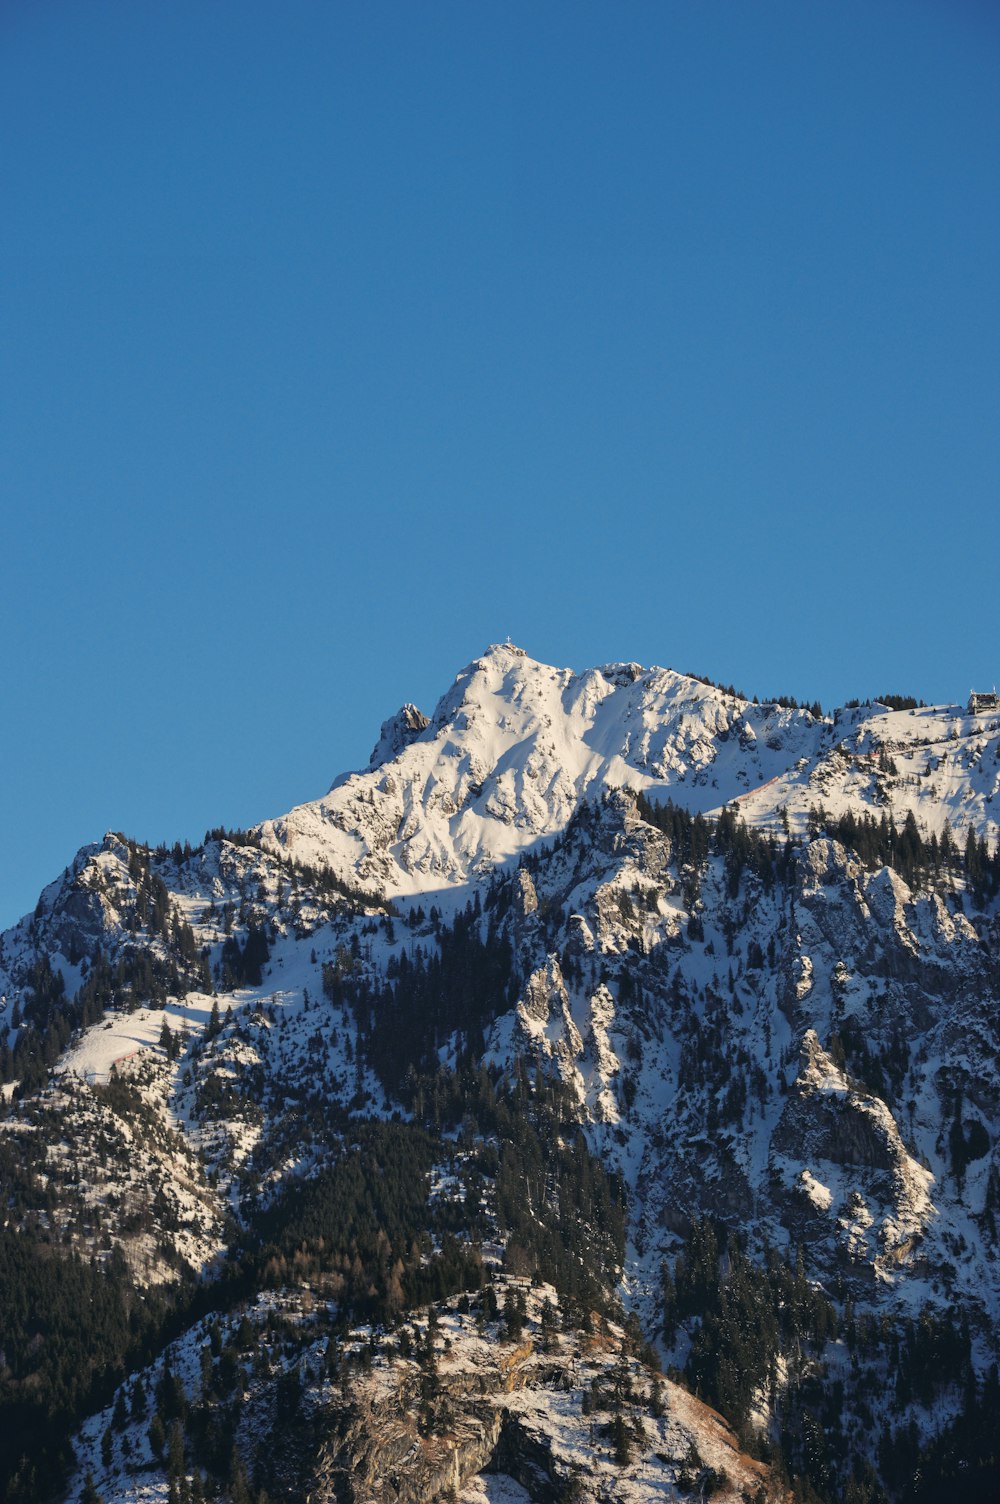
[[2, 646, 1000, 1502]]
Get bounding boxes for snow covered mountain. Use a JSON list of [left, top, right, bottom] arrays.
[[1, 644, 998, 1504], [260, 643, 1000, 893], [257, 644, 821, 892]]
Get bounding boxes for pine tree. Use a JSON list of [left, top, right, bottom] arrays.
[[148, 1412, 166, 1460], [112, 1387, 128, 1431], [167, 1419, 185, 1484], [81, 1472, 104, 1504], [610, 1409, 632, 1466]]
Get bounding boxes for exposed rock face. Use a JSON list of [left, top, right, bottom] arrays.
[[516, 870, 539, 917], [370, 704, 431, 769], [305, 1389, 503, 1504], [770, 1033, 935, 1284], [261, 1289, 784, 1504]]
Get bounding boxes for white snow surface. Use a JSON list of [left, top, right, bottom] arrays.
[[256, 645, 1000, 901], [257, 644, 826, 895]]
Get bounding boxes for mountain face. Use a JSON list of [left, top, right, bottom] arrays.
[[259, 646, 827, 893], [1, 644, 998, 1504]]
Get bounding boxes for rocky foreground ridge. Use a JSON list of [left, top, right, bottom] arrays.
[[69, 1282, 779, 1504]]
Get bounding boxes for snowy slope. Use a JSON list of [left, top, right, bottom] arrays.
[[256, 645, 1000, 903], [257, 643, 825, 895], [739, 701, 1000, 845]]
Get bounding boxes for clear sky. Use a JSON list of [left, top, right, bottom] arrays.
[[2, 0, 998, 929]]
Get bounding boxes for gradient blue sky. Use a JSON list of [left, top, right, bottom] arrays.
[[2, 0, 998, 928]]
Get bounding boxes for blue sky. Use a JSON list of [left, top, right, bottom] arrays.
[[2, 0, 998, 929]]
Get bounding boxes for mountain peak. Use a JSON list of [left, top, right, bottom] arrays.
[[368, 702, 430, 770], [483, 638, 528, 658], [260, 650, 1000, 906]]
